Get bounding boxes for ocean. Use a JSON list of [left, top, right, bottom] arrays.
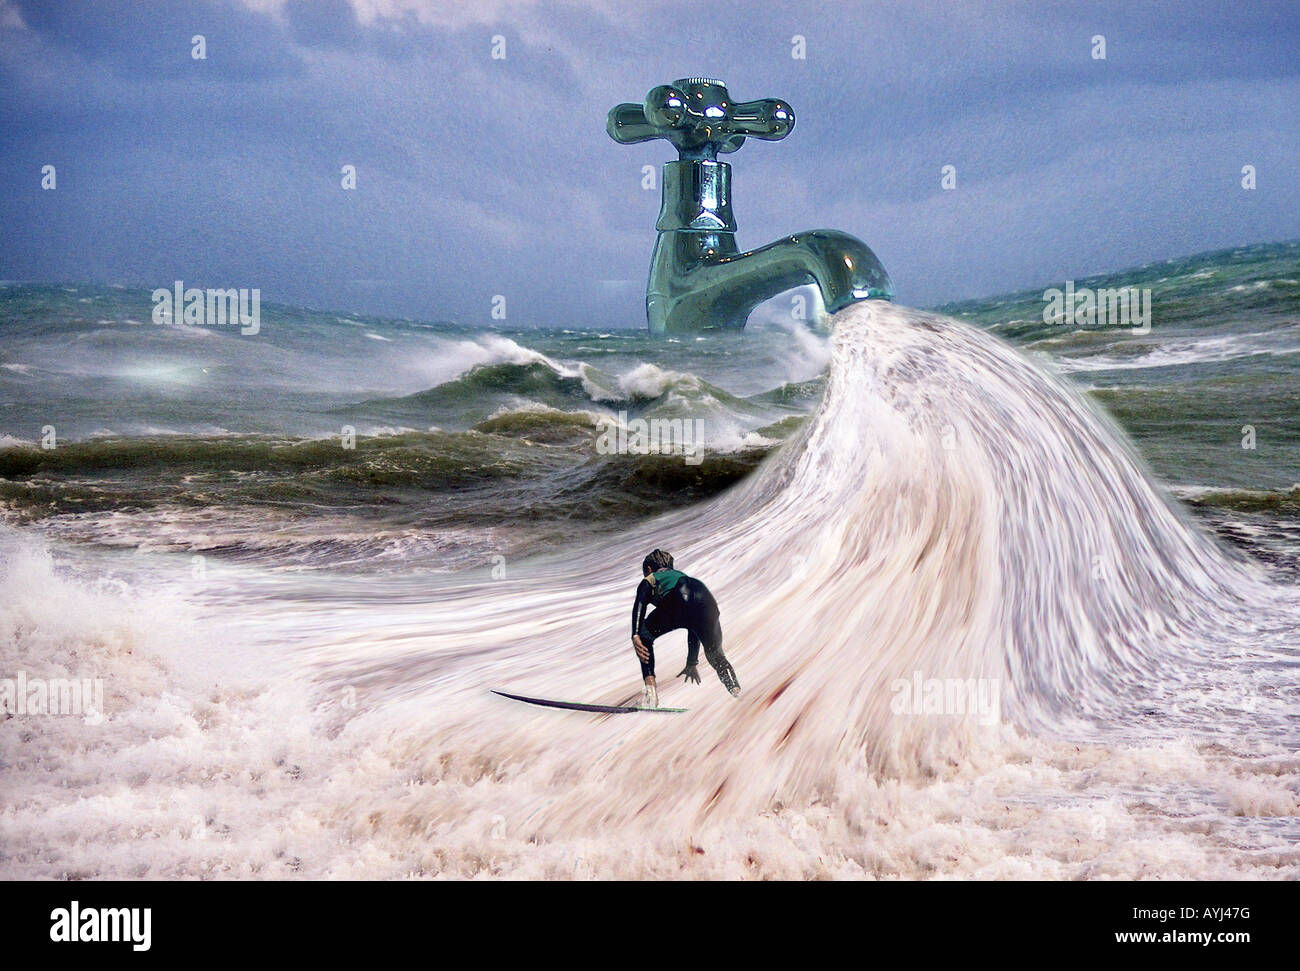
[[1, 240, 1297, 879]]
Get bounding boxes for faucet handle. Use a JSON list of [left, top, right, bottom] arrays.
[[607, 78, 794, 160]]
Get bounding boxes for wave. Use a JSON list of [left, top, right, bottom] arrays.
[[352, 349, 787, 447], [1179, 484, 1300, 514], [271, 301, 1297, 843], [4, 299, 1297, 878], [0, 421, 772, 565], [1047, 329, 1300, 374]]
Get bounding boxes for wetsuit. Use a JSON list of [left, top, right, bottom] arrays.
[[631, 569, 739, 693]]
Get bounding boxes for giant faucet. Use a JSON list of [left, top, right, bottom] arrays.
[[608, 78, 893, 335]]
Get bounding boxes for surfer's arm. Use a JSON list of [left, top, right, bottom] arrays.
[[631, 579, 652, 640], [676, 630, 701, 682], [686, 630, 700, 667]]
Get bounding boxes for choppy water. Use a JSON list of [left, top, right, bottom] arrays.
[[1, 241, 1297, 878]]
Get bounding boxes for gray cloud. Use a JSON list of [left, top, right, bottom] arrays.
[[1, 0, 1296, 326]]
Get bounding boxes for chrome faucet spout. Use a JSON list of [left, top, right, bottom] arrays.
[[648, 223, 891, 335], [608, 78, 893, 335]]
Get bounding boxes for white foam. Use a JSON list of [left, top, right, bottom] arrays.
[[3, 303, 1297, 879], [1050, 329, 1300, 373]]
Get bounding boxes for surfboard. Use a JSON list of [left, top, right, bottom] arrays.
[[491, 689, 687, 713]]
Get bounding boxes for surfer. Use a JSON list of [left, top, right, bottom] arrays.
[[631, 549, 740, 708]]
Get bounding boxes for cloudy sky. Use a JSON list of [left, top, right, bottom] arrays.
[[2, 0, 1296, 327]]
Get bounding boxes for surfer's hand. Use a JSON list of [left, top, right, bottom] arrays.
[[632, 635, 649, 663], [677, 664, 700, 684]]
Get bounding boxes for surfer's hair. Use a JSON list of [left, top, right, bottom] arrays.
[[642, 549, 674, 575]]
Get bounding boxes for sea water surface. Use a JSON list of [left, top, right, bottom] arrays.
[[1, 241, 1297, 878]]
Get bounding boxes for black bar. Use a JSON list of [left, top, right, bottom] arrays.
[[2, 880, 1281, 958]]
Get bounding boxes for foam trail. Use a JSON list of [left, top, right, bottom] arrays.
[[4, 302, 1296, 878], [297, 302, 1293, 843]]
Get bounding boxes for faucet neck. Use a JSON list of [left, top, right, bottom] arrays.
[[655, 160, 737, 234]]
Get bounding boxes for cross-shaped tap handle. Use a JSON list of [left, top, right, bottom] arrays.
[[607, 78, 794, 160]]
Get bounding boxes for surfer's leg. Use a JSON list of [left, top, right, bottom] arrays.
[[673, 579, 737, 696], [700, 617, 740, 697], [639, 604, 686, 664], [638, 608, 669, 708], [637, 636, 655, 680], [640, 604, 688, 708], [638, 647, 658, 709]]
